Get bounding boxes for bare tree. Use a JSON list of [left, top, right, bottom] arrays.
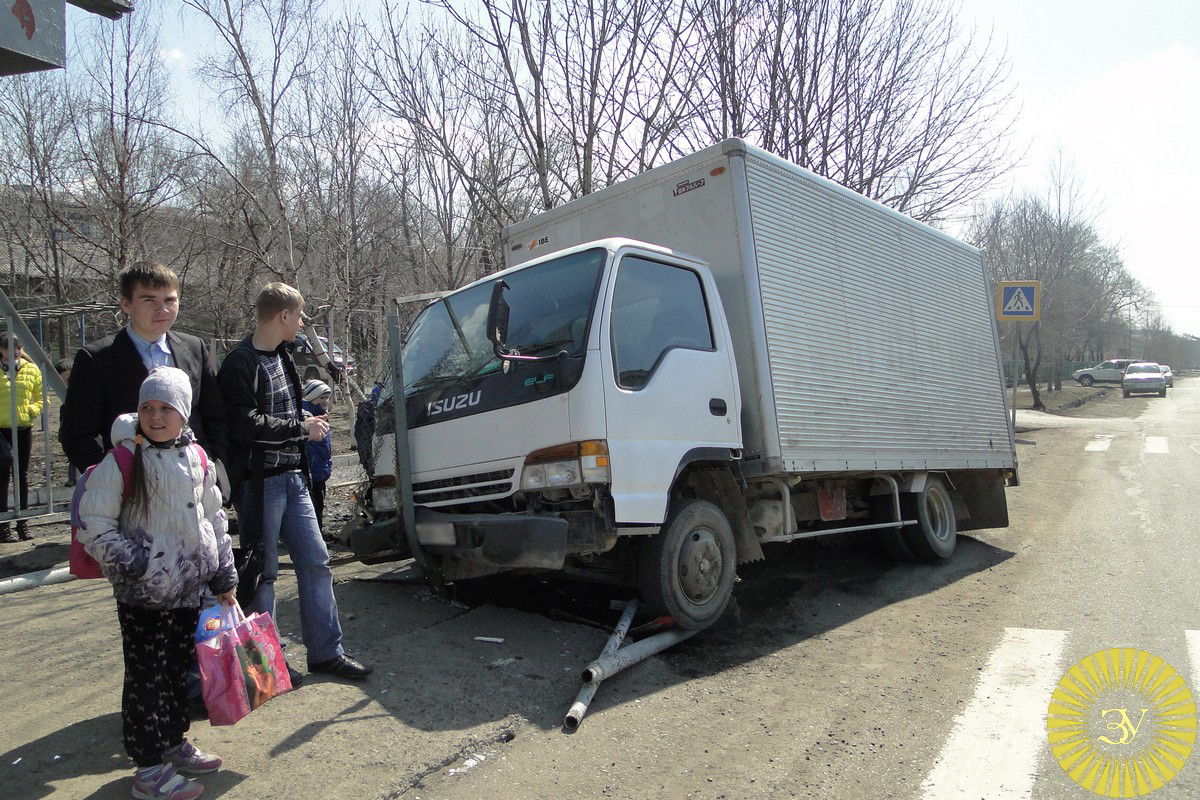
[[969, 165, 1144, 408], [680, 0, 1020, 224], [405, 0, 701, 208], [169, 145, 272, 343], [290, 17, 406, 391], [368, 6, 541, 290], [0, 71, 75, 308], [181, 0, 324, 281], [63, 1, 191, 275]]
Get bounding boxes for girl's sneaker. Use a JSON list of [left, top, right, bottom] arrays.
[[163, 740, 222, 774], [131, 764, 203, 800]]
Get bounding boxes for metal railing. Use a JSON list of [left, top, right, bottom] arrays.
[[0, 288, 73, 528]]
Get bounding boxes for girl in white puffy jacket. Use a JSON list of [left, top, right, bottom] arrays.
[[78, 367, 236, 800]]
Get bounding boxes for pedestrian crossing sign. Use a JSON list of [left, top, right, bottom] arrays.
[[996, 281, 1041, 321]]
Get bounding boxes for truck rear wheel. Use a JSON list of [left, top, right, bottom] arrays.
[[900, 477, 957, 561], [639, 499, 736, 630]]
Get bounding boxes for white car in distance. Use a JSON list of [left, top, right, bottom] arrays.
[[1122, 362, 1167, 398]]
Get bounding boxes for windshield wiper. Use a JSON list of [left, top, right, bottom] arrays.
[[460, 357, 503, 382], [406, 357, 504, 395], [507, 337, 577, 358], [405, 373, 464, 394]]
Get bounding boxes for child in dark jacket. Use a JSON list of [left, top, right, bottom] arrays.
[[302, 379, 333, 536]]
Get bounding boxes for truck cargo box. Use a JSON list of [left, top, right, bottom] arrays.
[[503, 139, 1015, 478]]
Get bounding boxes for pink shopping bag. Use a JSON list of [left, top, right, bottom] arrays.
[[196, 602, 292, 726]]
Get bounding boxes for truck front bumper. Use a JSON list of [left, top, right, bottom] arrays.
[[415, 507, 569, 570]]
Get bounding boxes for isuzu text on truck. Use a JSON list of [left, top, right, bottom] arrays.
[[347, 139, 1017, 630]]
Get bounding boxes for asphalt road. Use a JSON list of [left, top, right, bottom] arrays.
[[1, 380, 1196, 799]]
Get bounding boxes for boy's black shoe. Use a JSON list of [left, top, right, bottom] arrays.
[[308, 653, 373, 680]]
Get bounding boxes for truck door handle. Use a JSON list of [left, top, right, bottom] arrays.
[[709, 398, 727, 416]]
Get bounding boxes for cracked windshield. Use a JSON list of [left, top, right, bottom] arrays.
[[402, 248, 606, 396]]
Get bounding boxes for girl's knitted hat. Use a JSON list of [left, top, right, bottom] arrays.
[[140, 366, 193, 419]]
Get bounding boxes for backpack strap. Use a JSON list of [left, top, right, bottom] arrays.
[[110, 445, 135, 497], [196, 445, 209, 476]]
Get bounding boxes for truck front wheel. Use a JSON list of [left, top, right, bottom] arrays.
[[639, 499, 737, 630]]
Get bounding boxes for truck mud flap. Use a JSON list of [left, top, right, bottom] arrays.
[[955, 475, 1010, 532], [415, 508, 568, 570]]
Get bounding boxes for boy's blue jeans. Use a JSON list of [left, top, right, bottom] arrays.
[[235, 471, 344, 664]]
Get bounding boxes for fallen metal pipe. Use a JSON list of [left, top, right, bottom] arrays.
[[564, 598, 638, 731], [0, 566, 77, 596], [582, 627, 698, 684]]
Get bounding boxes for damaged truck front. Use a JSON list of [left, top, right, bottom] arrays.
[[346, 139, 1017, 631]]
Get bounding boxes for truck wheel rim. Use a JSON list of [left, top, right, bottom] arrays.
[[678, 529, 723, 604], [925, 489, 953, 542]]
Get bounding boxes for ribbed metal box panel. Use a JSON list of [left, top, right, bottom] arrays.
[[741, 153, 1011, 472], [504, 139, 1014, 477]]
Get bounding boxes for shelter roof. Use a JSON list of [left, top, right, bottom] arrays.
[[15, 297, 112, 321]]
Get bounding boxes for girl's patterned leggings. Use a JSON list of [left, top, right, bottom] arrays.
[[116, 602, 200, 767]]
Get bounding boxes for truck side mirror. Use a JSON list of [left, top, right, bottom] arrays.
[[487, 280, 511, 358]]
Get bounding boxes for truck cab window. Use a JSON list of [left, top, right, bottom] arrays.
[[402, 248, 605, 398], [611, 256, 713, 389]]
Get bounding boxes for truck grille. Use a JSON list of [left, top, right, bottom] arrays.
[[412, 469, 515, 504]]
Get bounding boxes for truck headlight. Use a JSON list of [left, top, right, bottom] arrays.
[[373, 486, 397, 512], [522, 460, 580, 489], [521, 440, 609, 490]]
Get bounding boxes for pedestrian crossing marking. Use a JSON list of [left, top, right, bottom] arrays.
[[1145, 436, 1169, 454], [921, 627, 1068, 800], [923, 630, 1200, 800], [1187, 631, 1200, 702], [1081, 435, 1171, 454]]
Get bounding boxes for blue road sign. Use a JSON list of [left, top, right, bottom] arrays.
[[996, 281, 1041, 322]]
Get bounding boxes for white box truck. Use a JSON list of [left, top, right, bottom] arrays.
[[349, 138, 1016, 629]]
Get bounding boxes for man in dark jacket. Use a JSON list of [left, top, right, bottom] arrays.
[[218, 282, 371, 683], [60, 261, 228, 473]]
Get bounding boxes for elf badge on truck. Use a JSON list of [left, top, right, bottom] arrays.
[[349, 138, 1016, 630]]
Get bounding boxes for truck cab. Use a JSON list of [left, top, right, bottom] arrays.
[[358, 239, 743, 626]]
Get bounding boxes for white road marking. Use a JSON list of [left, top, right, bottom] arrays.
[[1085, 435, 1114, 452], [1144, 436, 1169, 454], [921, 627, 1069, 800], [1186, 631, 1200, 692]]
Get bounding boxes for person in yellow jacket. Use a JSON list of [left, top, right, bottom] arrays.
[[0, 337, 43, 542]]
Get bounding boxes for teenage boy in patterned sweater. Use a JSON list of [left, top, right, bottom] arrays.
[[217, 283, 371, 682]]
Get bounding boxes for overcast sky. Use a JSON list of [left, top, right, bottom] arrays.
[[80, 1, 1200, 336], [960, 0, 1200, 336]]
